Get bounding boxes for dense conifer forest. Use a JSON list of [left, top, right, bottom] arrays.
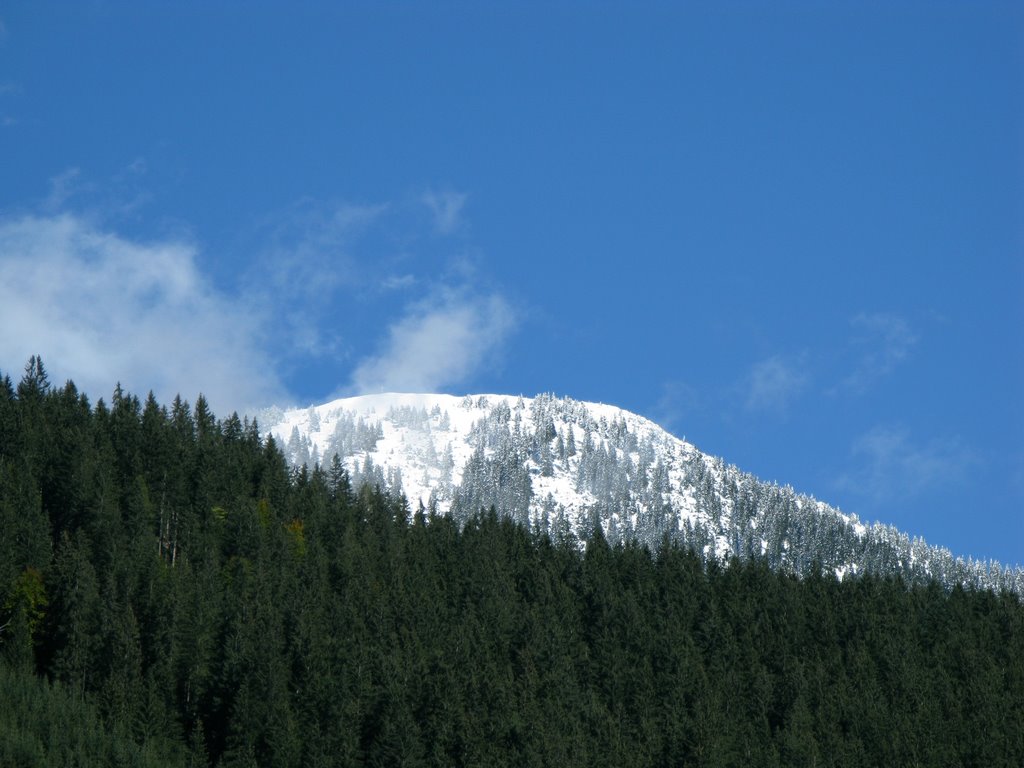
[[1, 358, 1022, 767]]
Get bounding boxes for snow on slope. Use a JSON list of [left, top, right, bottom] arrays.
[[256, 392, 1022, 593], [264, 392, 686, 514], [261, 392, 835, 562]]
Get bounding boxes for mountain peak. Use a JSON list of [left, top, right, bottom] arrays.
[[259, 392, 1022, 595]]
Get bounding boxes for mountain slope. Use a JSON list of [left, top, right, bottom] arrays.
[[260, 392, 1022, 594]]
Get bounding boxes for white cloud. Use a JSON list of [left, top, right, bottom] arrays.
[[422, 190, 467, 235], [0, 182, 520, 414], [0, 213, 285, 414], [745, 355, 808, 412], [836, 425, 972, 503], [841, 312, 917, 392], [350, 289, 515, 394], [250, 194, 516, 395]]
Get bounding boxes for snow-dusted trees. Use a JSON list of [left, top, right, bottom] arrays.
[[451, 440, 532, 528], [323, 412, 383, 461], [269, 392, 1023, 596]]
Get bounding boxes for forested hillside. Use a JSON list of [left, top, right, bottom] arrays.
[[1, 358, 1022, 767]]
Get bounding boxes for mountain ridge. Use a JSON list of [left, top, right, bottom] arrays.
[[259, 391, 1022, 594]]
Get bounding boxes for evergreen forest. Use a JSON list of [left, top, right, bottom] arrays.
[[1, 358, 1022, 767]]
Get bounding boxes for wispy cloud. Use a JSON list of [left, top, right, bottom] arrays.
[[3, 174, 519, 411], [836, 425, 972, 504], [125, 157, 147, 175], [0, 213, 286, 414], [44, 167, 86, 211], [34, 163, 152, 219], [744, 355, 808, 412], [350, 288, 516, 394], [381, 274, 417, 291], [0, 58, 22, 124], [1009, 451, 1024, 496], [251, 199, 388, 298], [242, 199, 390, 357], [840, 312, 917, 393], [650, 380, 701, 436], [241, 194, 513, 390], [422, 190, 467, 235]]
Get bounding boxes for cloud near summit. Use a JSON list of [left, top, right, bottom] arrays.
[[0, 184, 519, 412], [349, 290, 516, 394]]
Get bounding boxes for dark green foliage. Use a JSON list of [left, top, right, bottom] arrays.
[[0, 359, 1022, 767], [0, 661, 184, 767]]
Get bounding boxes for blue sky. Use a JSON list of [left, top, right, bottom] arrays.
[[1, 3, 1021, 565]]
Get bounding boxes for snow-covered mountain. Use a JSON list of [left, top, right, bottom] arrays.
[[259, 392, 1022, 594]]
